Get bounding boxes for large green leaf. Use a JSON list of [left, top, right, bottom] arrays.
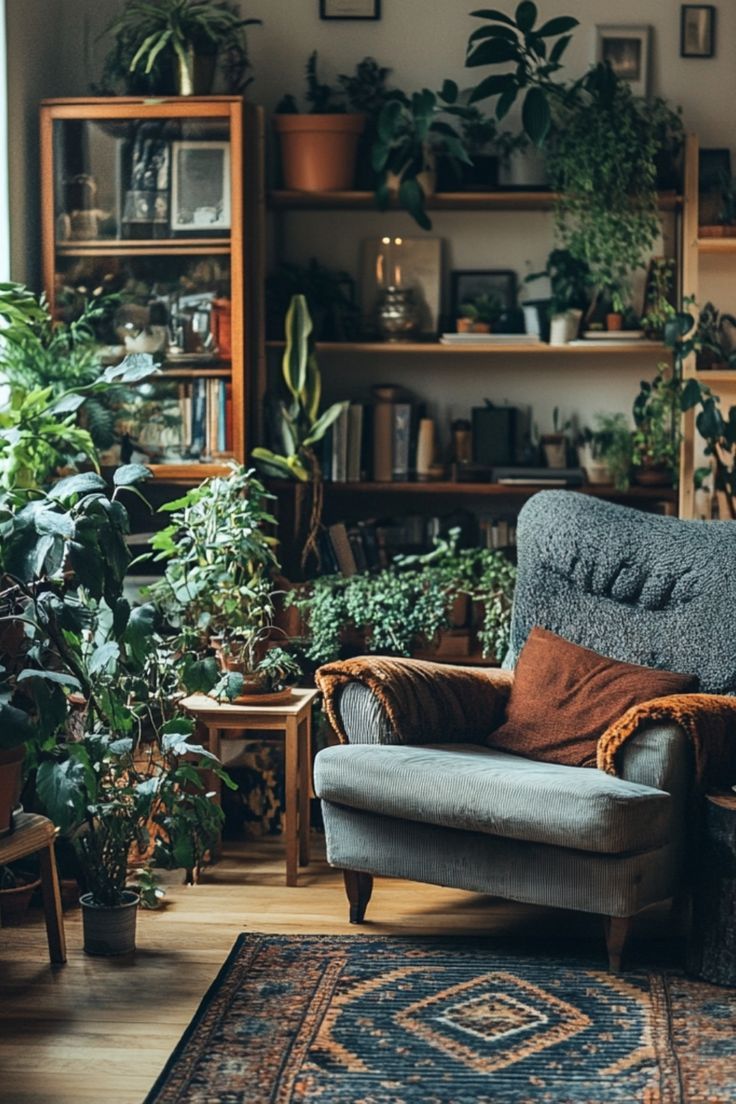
[[48, 472, 106, 502], [88, 641, 120, 675], [680, 377, 704, 412], [469, 8, 516, 25], [113, 463, 153, 487], [36, 758, 87, 831], [515, 0, 538, 33], [537, 15, 578, 37], [398, 177, 432, 231], [303, 401, 349, 447], [124, 603, 157, 665], [17, 669, 82, 690], [282, 295, 312, 399], [466, 36, 518, 67], [521, 86, 551, 145]]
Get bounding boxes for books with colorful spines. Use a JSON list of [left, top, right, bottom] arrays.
[[327, 522, 358, 576]]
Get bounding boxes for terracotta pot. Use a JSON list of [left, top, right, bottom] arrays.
[[0, 746, 25, 838], [456, 317, 474, 333], [606, 313, 623, 331], [472, 322, 491, 334], [274, 114, 365, 192], [0, 876, 41, 926]]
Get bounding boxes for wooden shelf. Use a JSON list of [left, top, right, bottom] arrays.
[[696, 236, 736, 253], [145, 461, 234, 481], [319, 480, 676, 501], [157, 367, 231, 379], [269, 190, 682, 213], [56, 238, 231, 257], [265, 339, 668, 357], [694, 369, 736, 384]]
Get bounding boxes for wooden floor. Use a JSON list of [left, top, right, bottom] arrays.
[[0, 834, 675, 1104]]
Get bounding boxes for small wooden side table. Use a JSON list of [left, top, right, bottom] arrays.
[[181, 689, 319, 887], [687, 791, 736, 986]]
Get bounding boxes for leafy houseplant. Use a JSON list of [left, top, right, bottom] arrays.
[[457, 292, 502, 333], [274, 52, 367, 192], [290, 529, 516, 664], [252, 296, 347, 571], [100, 0, 261, 95], [526, 249, 591, 344], [372, 81, 472, 230], [631, 373, 682, 486], [642, 259, 676, 340], [577, 413, 633, 489], [466, 5, 682, 316], [436, 103, 527, 192], [147, 464, 300, 698]]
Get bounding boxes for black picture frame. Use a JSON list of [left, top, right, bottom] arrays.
[[320, 0, 381, 19], [450, 270, 517, 319], [680, 5, 715, 58], [699, 148, 731, 192]]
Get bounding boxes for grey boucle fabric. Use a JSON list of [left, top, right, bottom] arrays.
[[505, 491, 736, 694]]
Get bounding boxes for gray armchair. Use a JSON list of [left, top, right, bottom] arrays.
[[314, 492, 736, 970]]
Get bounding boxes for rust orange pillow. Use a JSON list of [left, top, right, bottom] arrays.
[[489, 627, 698, 768]]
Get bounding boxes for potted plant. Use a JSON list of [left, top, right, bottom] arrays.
[[275, 52, 366, 192], [337, 56, 393, 190], [100, 0, 261, 96], [436, 103, 527, 192], [457, 292, 502, 334], [541, 407, 571, 469], [631, 373, 682, 486], [642, 259, 676, 340], [252, 295, 347, 572], [372, 81, 472, 230], [289, 528, 516, 665], [700, 171, 736, 238], [266, 258, 361, 342], [0, 864, 40, 926], [465, 6, 683, 319], [148, 463, 301, 702], [577, 413, 632, 487], [526, 249, 591, 345]]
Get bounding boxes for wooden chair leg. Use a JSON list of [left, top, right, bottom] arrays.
[[38, 841, 66, 965], [343, 870, 373, 924], [604, 915, 632, 973]]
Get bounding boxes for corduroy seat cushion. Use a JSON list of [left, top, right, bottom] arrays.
[[314, 743, 671, 855]]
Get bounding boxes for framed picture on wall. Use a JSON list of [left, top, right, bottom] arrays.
[[681, 5, 716, 58], [170, 141, 231, 233], [320, 0, 381, 19], [595, 25, 651, 97]]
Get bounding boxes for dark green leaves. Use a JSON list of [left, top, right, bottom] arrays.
[[466, 36, 518, 67], [49, 471, 106, 502], [468, 74, 515, 104], [470, 8, 516, 25], [0, 703, 34, 750], [113, 463, 152, 487], [537, 15, 578, 37], [680, 377, 704, 412], [522, 86, 551, 145], [399, 177, 431, 231], [515, 1, 538, 33]]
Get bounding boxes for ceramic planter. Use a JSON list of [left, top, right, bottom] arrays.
[[0, 746, 25, 837], [80, 890, 139, 956], [549, 310, 582, 346], [541, 434, 568, 469], [274, 114, 365, 192], [577, 444, 611, 485]]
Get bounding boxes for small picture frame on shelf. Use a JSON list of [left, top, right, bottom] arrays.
[[170, 141, 231, 233], [680, 5, 715, 58], [450, 270, 517, 323], [595, 25, 651, 97], [320, 0, 380, 18]]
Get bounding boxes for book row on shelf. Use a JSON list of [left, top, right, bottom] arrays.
[[318, 513, 518, 578], [117, 377, 234, 466]]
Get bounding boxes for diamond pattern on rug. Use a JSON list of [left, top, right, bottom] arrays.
[[145, 935, 736, 1104]]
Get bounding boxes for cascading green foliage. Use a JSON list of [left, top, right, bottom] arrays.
[[290, 529, 517, 664], [465, 3, 683, 307], [252, 295, 347, 482], [147, 463, 299, 693]]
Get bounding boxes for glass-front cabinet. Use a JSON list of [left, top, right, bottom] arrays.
[[40, 97, 259, 478]]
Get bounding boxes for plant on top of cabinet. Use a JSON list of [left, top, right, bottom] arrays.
[[372, 81, 472, 230], [100, 0, 262, 96], [275, 52, 367, 191]]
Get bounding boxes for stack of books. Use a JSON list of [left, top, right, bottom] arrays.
[[321, 398, 423, 483]]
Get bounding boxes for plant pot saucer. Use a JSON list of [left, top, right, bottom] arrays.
[[231, 688, 295, 706]]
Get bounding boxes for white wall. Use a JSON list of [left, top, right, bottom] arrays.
[[6, 0, 736, 434]]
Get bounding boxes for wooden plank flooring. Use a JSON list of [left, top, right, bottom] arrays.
[[0, 835, 673, 1104]]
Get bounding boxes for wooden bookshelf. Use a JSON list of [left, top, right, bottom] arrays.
[[269, 190, 682, 213], [266, 339, 669, 358]]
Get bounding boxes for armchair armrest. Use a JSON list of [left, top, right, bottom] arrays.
[[315, 655, 513, 745]]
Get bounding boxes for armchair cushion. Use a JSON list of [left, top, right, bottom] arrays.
[[487, 627, 697, 768], [315, 656, 512, 745], [314, 742, 672, 854]]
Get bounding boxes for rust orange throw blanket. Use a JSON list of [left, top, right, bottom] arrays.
[[315, 656, 512, 745], [597, 694, 736, 788]]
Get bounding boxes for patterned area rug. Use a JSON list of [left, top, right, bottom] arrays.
[[146, 934, 736, 1104]]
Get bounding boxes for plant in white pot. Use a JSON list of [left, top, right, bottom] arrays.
[[275, 52, 367, 192], [525, 249, 592, 346], [576, 413, 632, 486], [541, 407, 571, 469]]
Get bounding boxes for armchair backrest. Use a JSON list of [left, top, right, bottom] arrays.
[[507, 491, 736, 694]]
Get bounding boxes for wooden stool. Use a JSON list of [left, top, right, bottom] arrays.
[[182, 689, 319, 886], [0, 812, 66, 964]]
